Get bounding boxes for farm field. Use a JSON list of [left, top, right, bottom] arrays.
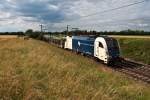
[[116, 38, 150, 65], [0, 35, 18, 39], [0, 38, 150, 100]]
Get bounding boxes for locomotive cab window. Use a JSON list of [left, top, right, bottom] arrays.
[[99, 42, 104, 48]]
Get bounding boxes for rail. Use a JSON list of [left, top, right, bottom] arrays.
[[113, 59, 150, 84], [45, 37, 150, 84]]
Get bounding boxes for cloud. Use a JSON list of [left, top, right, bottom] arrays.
[[0, 0, 150, 32]]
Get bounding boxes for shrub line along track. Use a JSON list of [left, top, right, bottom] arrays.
[[44, 38, 150, 84]]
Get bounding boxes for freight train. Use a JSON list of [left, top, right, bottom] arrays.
[[44, 35, 120, 64]]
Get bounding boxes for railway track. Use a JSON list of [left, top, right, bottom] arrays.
[[44, 38, 150, 84], [113, 59, 150, 84]]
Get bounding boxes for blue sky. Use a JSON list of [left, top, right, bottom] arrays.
[[0, 0, 150, 32]]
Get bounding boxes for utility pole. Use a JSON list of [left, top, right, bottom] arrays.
[[39, 24, 44, 40], [39, 24, 43, 32], [66, 25, 70, 36]]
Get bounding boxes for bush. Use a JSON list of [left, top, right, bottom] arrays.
[[25, 29, 43, 40]]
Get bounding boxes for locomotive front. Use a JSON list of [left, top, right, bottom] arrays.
[[94, 37, 120, 64], [104, 37, 120, 64]]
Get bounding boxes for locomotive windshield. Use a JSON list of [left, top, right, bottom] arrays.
[[105, 37, 120, 58], [105, 38, 119, 50]]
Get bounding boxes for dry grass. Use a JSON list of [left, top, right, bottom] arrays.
[[0, 35, 18, 42], [0, 35, 18, 38], [0, 38, 150, 100]]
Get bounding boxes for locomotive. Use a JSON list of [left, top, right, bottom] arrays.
[[44, 35, 120, 64], [64, 36, 120, 64]]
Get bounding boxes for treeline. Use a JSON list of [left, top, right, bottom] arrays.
[[44, 29, 150, 36], [0, 32, 24, 35], [66, 29, 150, 36], [0, 29, 150, 39]]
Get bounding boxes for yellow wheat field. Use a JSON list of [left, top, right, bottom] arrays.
[[0, 35, 18, 41], [0, 35, 18, 38]]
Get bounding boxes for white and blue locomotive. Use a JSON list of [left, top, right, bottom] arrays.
[[64, 36, 120, 64]]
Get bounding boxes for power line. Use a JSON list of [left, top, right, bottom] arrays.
[[81, 0, 146, 18], [65, 0, 146, 23], [60, 0, 148, 31], [71, 17, 150, 31]]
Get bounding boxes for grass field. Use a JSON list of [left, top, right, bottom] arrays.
[[117, 38, 150, 65], [109, 35, 150, 39], [0, 38, 150, 100]]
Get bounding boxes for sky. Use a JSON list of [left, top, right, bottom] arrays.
[[0, 0, 150, 32]]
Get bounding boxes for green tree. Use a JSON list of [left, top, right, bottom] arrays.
[[25, 29, 33, 36], [25, 29, 42, 39]]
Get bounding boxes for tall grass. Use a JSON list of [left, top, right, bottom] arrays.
[[118, 38, 150, 65], [0, 38, 150, 100]]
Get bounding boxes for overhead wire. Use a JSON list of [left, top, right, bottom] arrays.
[[80, 0, 146, 18], [78, 17, 149, 28], [64, 0, 147, 24], [51, 0, 148, 31]]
